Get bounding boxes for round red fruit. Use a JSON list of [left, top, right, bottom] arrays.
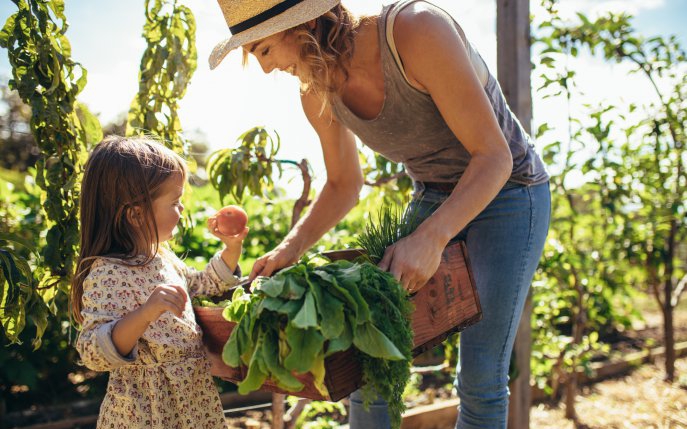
[[214, 205, 247, 236]]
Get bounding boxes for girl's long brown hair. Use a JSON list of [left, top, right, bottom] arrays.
[[71, 136, 187, 324]]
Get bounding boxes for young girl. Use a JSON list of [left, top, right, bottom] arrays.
[[72, 136, 247, 428]]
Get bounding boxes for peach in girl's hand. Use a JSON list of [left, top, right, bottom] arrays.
[[211, 205, 248, 236]]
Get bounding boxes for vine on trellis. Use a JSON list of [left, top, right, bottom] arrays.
[[0, 0, 102, 347], [126, 0, 197, 156]]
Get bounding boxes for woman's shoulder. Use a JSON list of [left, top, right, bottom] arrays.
[[392, 1, 454, 31], [391, 1, 472, 87]]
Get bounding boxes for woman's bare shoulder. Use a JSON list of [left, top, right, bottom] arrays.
[[392, 2, 471, 89], [393, 1, 455, 36]]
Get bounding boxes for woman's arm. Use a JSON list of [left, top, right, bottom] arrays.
[[378, 3, 513, 291], [249, 92, 364, 279]]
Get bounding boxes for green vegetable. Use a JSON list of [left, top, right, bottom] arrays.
[[354, 203, 426, 264], [191, 295, 231, 307], [220, 258, 413, 428]]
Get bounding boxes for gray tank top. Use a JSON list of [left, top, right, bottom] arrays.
[[331, 0, 549, 186]]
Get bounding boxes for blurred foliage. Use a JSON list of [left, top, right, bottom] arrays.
[[532, 0, 686, 409], [286, 396, 347, 429], [0, 85, 38, 171], [207, 127, 283, 203], [0, 0, 102, 348], [360, 150, 413, 196]]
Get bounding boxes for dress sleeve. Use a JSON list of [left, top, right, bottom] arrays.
[[179, 251, 240, 298], [76, 261, 142, 372]]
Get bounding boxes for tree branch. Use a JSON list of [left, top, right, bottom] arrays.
[[364, 172, 407, 187], [289, 159, 311, 229]]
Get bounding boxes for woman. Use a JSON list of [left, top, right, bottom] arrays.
[[209, 0, 550, 427]]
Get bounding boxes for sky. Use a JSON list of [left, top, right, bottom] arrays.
[[1, 0, 686, 191]]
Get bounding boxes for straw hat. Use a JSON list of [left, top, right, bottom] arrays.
[[209, 0, 342, 69]]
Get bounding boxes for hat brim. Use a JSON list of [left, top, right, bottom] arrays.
[[209, 0, 341, 70]]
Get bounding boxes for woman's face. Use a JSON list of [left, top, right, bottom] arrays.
[[243, 31, 301, 76]]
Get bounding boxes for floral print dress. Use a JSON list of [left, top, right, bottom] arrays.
[[77, 248, 239, 429]]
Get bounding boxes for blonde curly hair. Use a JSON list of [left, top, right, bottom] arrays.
[[244, 4, 364, 109]]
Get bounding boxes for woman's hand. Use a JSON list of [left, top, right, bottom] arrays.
[[140, 284, 188, 322], [249, 243, 300, 281], [378, 232, 445, 293]]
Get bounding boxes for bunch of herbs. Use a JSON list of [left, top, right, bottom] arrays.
[[354, 202, 426, 263]]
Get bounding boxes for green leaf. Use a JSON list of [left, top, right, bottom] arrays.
[[325, 316, 353, 357], [282, 275, 306, 300], [308, 277, 344, 339], [317, 268, 371, 324], [261, 330, 304, 392], [237, 334, 268, 394], [222, 326, 241, 367], [353, 322, 405, 361], [291, 291, 317, 329], [75, 102, 103, 146], [284, 325, 325, 373], [256, 276, 285, 298]]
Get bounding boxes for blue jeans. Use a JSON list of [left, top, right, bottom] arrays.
[[348, 181, 551, 429]]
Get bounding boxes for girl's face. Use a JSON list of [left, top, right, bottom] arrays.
[[243, 31, 301, 77], [151, 174, 185, 243]]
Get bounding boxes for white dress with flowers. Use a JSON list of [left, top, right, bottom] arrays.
[[77, 248, 238, 429]]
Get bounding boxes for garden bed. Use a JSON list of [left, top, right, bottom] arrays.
[[222, 351, 687, 429]]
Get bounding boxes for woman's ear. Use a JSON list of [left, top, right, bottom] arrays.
[[126, 206, 144, 227]]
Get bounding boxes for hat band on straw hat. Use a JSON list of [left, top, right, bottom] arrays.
[[230, 0, 304, 35], [209, 0, 341, 69]]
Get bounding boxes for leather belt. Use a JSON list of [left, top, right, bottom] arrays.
[[423, 181, 457, 192]]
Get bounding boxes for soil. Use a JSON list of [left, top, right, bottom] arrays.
[[223, 358, 687, 428], [222, 298, 687, 429], [530, 358, 687, 429], [5, 298, 684, 428]]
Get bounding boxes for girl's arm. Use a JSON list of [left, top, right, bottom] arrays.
[[378, 3, 513, 292], [175, 226, 246, 298], [77, 262, 186, 370], [111, 284, 187, 356], [249, 93, 364, 279]]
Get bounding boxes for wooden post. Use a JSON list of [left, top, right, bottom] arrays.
[[496, 0, 533, 428], [272, 393, 285, 429]]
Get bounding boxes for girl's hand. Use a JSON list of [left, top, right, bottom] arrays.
[[378, 232, 444, 293], [249, 244, 300, 281], [141, 284, 188, 322], [208, 217, 249, 247]]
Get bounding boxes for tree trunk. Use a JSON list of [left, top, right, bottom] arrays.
[[565, 271, 585, 421], [272, 393, 285, 429], [497, 0, 533, 427], [663, 218, 677, 382]]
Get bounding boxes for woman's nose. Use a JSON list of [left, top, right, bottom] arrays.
[[257, 57, 275, 74]]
